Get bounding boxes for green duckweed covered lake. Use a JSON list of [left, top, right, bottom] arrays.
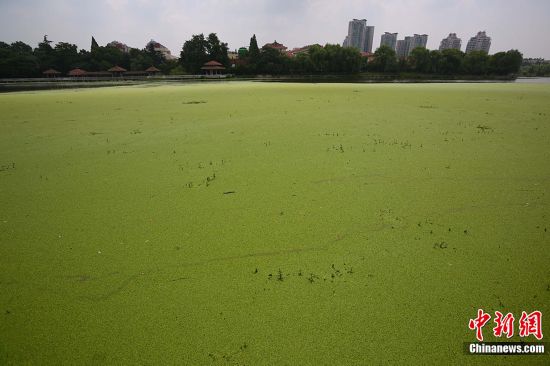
[[1, 82, 549, 365]]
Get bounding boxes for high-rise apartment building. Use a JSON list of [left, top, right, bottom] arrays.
[[465, 31, 491, 54], [396, 34, 428, 58], [411, 34, 428, 49], [439, 33, 462, 51], [364, 26, 375, 53], [342, 19, 375, 53], [396, 37, 412, 58], [380, 32, 398, 51]]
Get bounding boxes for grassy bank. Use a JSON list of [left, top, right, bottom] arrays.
[[1, 82, 549, 365]]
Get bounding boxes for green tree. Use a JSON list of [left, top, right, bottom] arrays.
[[128, 48, 154, 71], [145, 42, 166, 67], [180, 33, 231, 74], [53, 42, 80, 73], [428, 50, 442, 74], [463, 51, 489, 75], [180, 34, 209, 73], [206, 33, 229, 66], [307, 45, 328, 73], [248, 34, 260, 61], [34, 36, 55, 71], [370, 45, 398, 72], [409, 47, 431, 73], [489, 49, 522, 75], [323, 44, 361, 73], [339, 46, 362, 73], [438, 48, 464, 74], [1, 41, 39, 77], [74, 45, 127, 71], [258, 45, 288, 74]]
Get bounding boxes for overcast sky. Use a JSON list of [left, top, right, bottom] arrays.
[[1, 0, 549, 58]]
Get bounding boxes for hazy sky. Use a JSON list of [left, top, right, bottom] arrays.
[[1, 0, 549, 58]]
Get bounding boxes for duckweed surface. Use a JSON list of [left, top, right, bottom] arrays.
[[1, 82, 549, 365]]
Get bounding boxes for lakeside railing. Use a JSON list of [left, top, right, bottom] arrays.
[[0, 74, 231, 83]]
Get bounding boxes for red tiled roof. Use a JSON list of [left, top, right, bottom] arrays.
[[264, 41, 287, 50], [42, 69, 61, 74], [68, 68, 87, 76], [108, 65, 127, 72], [203, 60, 224, 67]]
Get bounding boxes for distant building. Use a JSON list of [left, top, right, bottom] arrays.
[[107, 41, 130, 53], [380, 32, 398, 51], [364, 26, 375, 53], [146, 39, 177, 60], [263, 41, 288, 52], [360, 52, 375, 63], [287, 45, 318, 57], [439, 33, 462, 51], [396, 34, 428, 58], [342, 19, 375, 53], [411, 34, 428, 49], [343, 36, 350, 47], [238, 47, 248, 57], [465, 31, 491, 54], [396, 37, 412, 58], [522, 58, 549, 66], [227, 51, 239, 60]]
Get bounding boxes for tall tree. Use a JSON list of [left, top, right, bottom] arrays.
[[409, 47, 432, 73], [1, 41, 39, 77], [438, 48, 464, 74], [53, 42, 80, 73], [248, 34, 260, 61], [91, 36, 99, 51], [145, 42, 166, 67], [206, 33, 229, 66], [428, 50, 442, 74], [258, 45, 288, 74], [180, 33, 231, 73], [494, 50, 523, 74], [180, 34, 209, 73], [463, 51, 489, 75], [370, 45, 398, 72], [34, 36, 55, 70]]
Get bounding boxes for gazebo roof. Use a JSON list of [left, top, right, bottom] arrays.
[[145, 66, 160, 72], [201, 60, 225, 70], [68, 68, 87, 76], [203, 60, 224, 67], [108, 65, 127, 72], [42, 68, 61, 75]]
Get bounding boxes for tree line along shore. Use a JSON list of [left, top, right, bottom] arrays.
[[0, 33, 526, 79]]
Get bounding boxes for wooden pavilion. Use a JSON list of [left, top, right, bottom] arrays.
[[108, 65, 127, 77], [68, 68, 87, 77], [145, 66, 161, 76], [42, 69, 61, 78], [201, 61, 225, 75]]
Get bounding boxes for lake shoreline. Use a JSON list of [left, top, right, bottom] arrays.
[[1, 75, 549, 93]]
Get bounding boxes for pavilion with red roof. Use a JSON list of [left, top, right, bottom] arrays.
[[108, 65, 127, 77], [201, 61, 225, 76], [42, 69, 61, 78], [145, 66, 160, 76], [68, 68, 87, 77]]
